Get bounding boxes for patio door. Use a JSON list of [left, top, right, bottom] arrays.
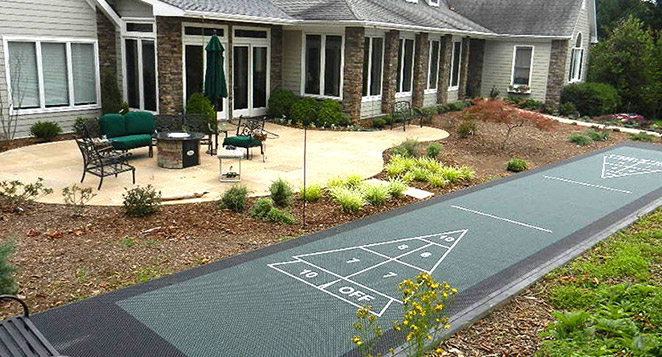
[[233, 44, 268, 117]]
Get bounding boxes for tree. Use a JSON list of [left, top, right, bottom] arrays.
[[589, 16, 659, 118], [461, 99, 555, 149], [597, 0, 661, 37], [0, 55, 26, 144]]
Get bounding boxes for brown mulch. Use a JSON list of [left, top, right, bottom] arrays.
[[1, 113, 658, 354]]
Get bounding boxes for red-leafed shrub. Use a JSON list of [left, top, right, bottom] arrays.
[[461, 99, 555, 148]]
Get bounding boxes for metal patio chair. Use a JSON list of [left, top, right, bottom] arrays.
[[392, 101, 424, 131], [76, 122, 135, 190]]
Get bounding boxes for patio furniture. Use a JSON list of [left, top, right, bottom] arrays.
[[223, 116, 266, 159], [217, 148, 244, 182], [99, 112, 155, 157], [77, 124, 136, 190], [156, 131, 205, 169], [155, 114, 184, 132], [392, 101, 424, 131], [0, 295, 69, 357], [185, 114, 217, 155]]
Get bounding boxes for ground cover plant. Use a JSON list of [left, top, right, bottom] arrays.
[[299, 183, 322, 202], [385, 155, 475, 188], [568, 133, 593, 146], [506, 158, 529, 172]]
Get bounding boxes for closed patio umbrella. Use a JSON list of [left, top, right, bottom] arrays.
[[203, 33, 228, 154]]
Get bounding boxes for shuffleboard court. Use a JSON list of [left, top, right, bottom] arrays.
[[33, 143, 662, 357]]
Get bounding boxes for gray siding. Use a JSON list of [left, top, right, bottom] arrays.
[[111, 0, 154, 18], [447, 90, 459, 102], [361, 100, 382, 118], [0, 0, 99, 138], [282, 30, 302, 94], [423, 92, 437, 107], [566, 1, 591, 84], [480, 39, 551, 102]]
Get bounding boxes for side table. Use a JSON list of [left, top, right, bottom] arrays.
[[217, 148, 245, 182]]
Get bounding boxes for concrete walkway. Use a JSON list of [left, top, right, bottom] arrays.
[[0, 123, 448, 206]]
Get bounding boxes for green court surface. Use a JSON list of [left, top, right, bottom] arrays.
[[35, 143, 662, 357]]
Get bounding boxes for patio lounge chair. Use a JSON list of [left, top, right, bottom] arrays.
[[0, 295, 69, 357], [222, 116, 265, 159], [99, 112, 155, 157], [77, 122, 136, 190]]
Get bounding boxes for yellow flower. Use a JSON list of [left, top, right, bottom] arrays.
[[406, 332, 414, 341], [451, 288, 458, 294], [444, 324, 451, 329], [436, 347, 443, 354], [394, 325, 401, 331], [427, 335, 432, 340]]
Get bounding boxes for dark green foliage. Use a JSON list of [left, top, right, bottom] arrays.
[[216, 185, 248, 212], [520, 99, 544, 110], [629, 132, 655, 142], [506, 158, 528, 172], [250, 197, 274, 219], [426, 142, 442, 158], [249, 197, 296, 224], [290, 98, 320, 126], [504, 96, 524, 105], [558, 102, 577, 117], [73, 117, 97, 137], [372, 118, 387, 129], [268, 89, 298, 119], [122, 185, 161, 217], [391, 139, 419, 157], [489, 85, 500, 99], [447, 101, 470, 111], [101, 73, 122, 115], [186, 93, 216, 129], [317, 99, 350, 127], [584, 130, 609, 142], [0, 239, 18, 295], [266, 207, 296, 225], [568, 133, 593, 146], [560, 82, 620, 117], [30, 121, 62, 142], [382, 115, 395, 125], [119, 102, 130, 115], [269, 179, 293, 207], [596, 0, 662, 37], [456, 120, 477, 138]]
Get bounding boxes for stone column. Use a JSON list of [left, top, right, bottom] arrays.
[[270, 25, 283, 91], [412, 32, 429, 109], [342, 27, 365, 123], [458, 37, 471, 100], [437, 35, 452, 104], [96, 8, 117, 80], [466, 39, 485, 98], [156, 16, 184, 114], [382, 30, 400, 115], [545, 40, 569, 108]]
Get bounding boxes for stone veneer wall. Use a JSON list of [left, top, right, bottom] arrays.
[[156, 16, 184, 114], [545, 39, 569, 108], [96, 8, 117, 80], [458, 37, 471, 100], [342, 27, 365, 123], [412, 32, 429, 109], [382, 30, 400, 114], [270, 26, 283, 91], [466, 39, 485, 99], [437, 35, 452, 104]]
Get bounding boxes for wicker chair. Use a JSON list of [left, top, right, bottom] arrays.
[[77, 122, 135, 190]]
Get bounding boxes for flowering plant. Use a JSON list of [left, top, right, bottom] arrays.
[[508, 84, 531, 94], [351, 306, 385, 357]]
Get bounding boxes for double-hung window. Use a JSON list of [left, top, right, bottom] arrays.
[[449, 41, 462, 90], [6, 39, 98, 111], [427, 40, 441, 91], [511, 46, 534, 88], [568, 33, 584, 83], [396, 38, 415, 94], [362, 37, 384, 99], [304, 34, 343, 98]]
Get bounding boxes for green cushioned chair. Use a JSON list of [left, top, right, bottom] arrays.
[[99, 112, 154, 157], [222, 116, 265, 159]]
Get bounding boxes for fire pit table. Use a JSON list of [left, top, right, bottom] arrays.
[[156, 132, 205, 169]]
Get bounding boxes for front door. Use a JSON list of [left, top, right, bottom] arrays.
[[232, 44, 268, 117]]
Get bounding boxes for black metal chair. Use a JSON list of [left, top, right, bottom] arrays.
[[77, 122, 135, 190], [184, 114, 216, 155], [0, 295, 69, 357], [222, 116, 266, 159], [154, 114, 184, 133], [392, 101, 424, 131]]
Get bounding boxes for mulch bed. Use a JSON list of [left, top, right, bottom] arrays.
[[1, 112, 659, 354], [0, 133, 76, 153]]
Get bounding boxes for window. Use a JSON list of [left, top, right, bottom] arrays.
[[427, 40, 440, 91], [426, 0, 440, 6], [234, 29, 267, 39], [569, 33, 584, 83], [449, 41, 462, 89], [125, 38, 157, 111], [362, 37, 384, 98], [6, 40, 98, 111], [304, 34, 343, 98], [126, 23, 153, 33], [511, 46, 533, 86], [397, 38, 415, 94], [184, 27, 224, 37]]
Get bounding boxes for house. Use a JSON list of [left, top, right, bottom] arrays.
[[0, 0, 597, 138]]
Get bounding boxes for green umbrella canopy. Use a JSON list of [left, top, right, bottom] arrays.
[[204, 34, 228, 101]]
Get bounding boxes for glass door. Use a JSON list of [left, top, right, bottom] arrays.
[[232, 44, 268, 117]]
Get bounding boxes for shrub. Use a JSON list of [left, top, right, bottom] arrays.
[[122, 185, 161, 217], [290, 98, 319, 126], [62, 184, 96, 214], [584, 130, 609, 142], [426, 142, 442, 158], [372, 118, 387, 129], [270, 179, 293, 207], [629, 132, 655, 142], [520, 99, 544, 110], [317, 99, 349, 127], [558, 102, 577, 117], [504, 96, 524, 105], [216, 185, 248, 212], [327, 176, 347, 189], [328, 187, 364, 213], [456, 120, 477, 138], [489, 85, 500, 99], [266, 207, 296, 224], [73, 117, 96, 137], [250, 197, 274, 219], [360, 183, 390, 205], [458, 166, 476, 181], [447, 101, 469, 111], [0, 178, 53, 209], [568, 133, 593, 146], [30, 121, 62, 142], [427, 174, 448, 188], [0, 239, 17, 295], [386, 178, 408, 198], [299, 184, 322, 202], [392, 139, 419, 157], [186, 93, 216, 130], [268, 89, 297, 119], [439, 167, 463, 183], [100, 72, 122, 114], [507, 158, 529, 172], [560, 82, 620, 117]]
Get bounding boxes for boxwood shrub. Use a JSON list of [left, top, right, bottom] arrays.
[[560, 82, 620, 117]]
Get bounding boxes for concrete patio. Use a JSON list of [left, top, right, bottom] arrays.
[[0, 123, 448, 205]]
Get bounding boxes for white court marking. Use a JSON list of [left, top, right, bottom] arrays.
[[602, 154, 662, 179], [451, 205, 553, 233], [543, 175, 633, 194], [268, 230, 468, 316]]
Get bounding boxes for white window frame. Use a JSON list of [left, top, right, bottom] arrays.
[[121, 18, 159, 113], [425, 39, 441, 93], [232, 26, 271, 117], [448, 40, 462, 91], [510, 45, 535, 88], [300, 32, 345, 100], [396, 35, 415, 98], [569, 33, 584, 83], [362, 35, 385, 102], [3, 36, 101, 115]]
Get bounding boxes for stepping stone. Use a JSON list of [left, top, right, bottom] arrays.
[[403, 187, 434, 199]]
